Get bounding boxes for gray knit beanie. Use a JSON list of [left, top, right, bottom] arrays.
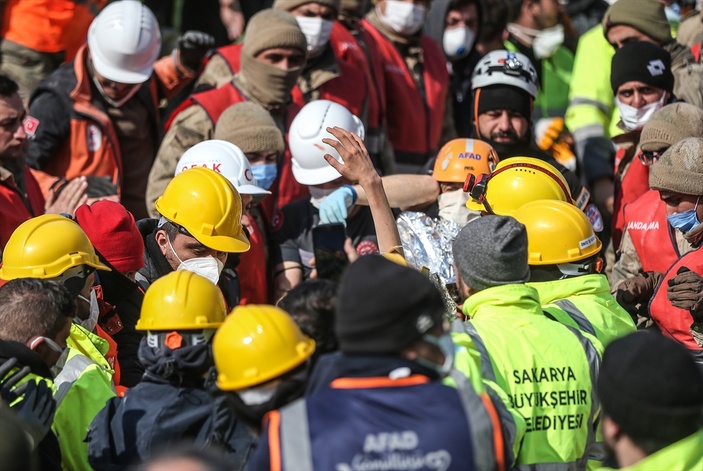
[[214, 102, 285, 155], [640, 103, 703, 152], [603, 0, 672, 45], [452, 215, 530, 292], [274, 0, 340, 13], [649, 137, 703, 195], [242, 9, 307, 58]]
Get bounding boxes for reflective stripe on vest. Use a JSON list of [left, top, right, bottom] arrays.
[[449, 368, 504, 471], [547, 299, 596, 337], [276, 370, 503, 471], [279, 400, 313, 470], [457, 320, 602, 469], [53, 352, 94, 407]]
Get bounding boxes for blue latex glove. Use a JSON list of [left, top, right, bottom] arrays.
[[318, 185, 357, 225]]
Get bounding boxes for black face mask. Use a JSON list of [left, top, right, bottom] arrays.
[[223, 378, 306, 433]]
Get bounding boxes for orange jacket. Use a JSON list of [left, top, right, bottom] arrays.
[[25, 44, 193, 198], [0, 0, 107, 57]]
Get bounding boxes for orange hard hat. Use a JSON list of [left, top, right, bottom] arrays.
[[433, 139, 499, 183]]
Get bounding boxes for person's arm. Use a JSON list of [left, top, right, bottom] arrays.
[[322, 127, 401, 253], [355, 174, 439, 209]]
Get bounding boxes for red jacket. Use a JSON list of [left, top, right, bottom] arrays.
[[650, 247, 703, 353], [0, 166, 45, 249], [612, 149, 650, 250], [361, 19, 449, 166], [622, 189, 680, 273], [238, 218, 268, 304]]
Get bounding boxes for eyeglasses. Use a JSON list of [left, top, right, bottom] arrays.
[[639, 150, 662, 167], [28, 336, 66, 354]]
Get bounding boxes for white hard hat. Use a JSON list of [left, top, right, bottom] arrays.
[[175, 140, 271, 196], [289, 100, 365, 186], [88, 0, 162, 84], [471, 50, 538, 98]]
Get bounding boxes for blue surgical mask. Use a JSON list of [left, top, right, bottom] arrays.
[[667, 197, 701, 233], [251, 163, 277, 190]]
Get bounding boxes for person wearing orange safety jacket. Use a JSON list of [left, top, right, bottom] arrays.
[[24, 1, 211, 220], [0, 0, 107, 100], [0, 214, 118, 471], [452, 215, 604, 469], [361, 0, 452, 173], [616, 138, 703, 362], [249, 255, 516, 471], [153, 9, 306, 229], [513, 200, 635, 347]]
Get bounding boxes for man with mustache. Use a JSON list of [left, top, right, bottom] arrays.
[[471, 49, 601, 230]]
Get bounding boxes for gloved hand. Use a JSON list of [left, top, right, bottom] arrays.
[[667, 266, 703, 319], [318, 185, 357, 225], [0, 358, 31, 405], [615, 271, 664, 317], [177, 31, 215, 72], [534, 117, 564, 151], [11, 379, 56, 448]]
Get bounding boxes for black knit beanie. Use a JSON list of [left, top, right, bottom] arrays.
[[598, 332, 703, 443], [475, 85, 532, 120], [336, 255, 445, 355], [610, 41, 673, 94]]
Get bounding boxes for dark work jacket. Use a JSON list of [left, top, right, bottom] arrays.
[[86, 341, 255, 470], [0, 341, 62, 471]]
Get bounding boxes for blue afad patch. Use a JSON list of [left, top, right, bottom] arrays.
[[585, 204, 603, 232]]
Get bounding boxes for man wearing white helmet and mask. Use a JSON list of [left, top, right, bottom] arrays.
[[273, 99, 402, 301], [25, 0, 213, 220], [174, 139, 274, 304]]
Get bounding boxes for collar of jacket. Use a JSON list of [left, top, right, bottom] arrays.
[[462, 283, 542, 320], [528, 273, 610, 305], [68, 323, 111, 371], [0, 340, 54, 379]]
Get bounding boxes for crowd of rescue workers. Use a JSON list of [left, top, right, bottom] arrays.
[[0, 0, 702, 469]]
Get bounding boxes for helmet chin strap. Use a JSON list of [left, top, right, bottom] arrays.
[[91, 74, 141, 108]]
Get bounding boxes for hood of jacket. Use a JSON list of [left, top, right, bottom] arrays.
[[528, 273, 611, 304], [424, 0, 483, 60], [462, 283, 543, 320]]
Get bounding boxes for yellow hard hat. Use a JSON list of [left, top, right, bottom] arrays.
[[136, 270, 227, 331], [213, 305, 315, 391], [0, 214, 110, 280], [154, 167, 251, 254], [432, 138, 499, 183], [513, 199, 602, 265], [464, 156, 572, 215]]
